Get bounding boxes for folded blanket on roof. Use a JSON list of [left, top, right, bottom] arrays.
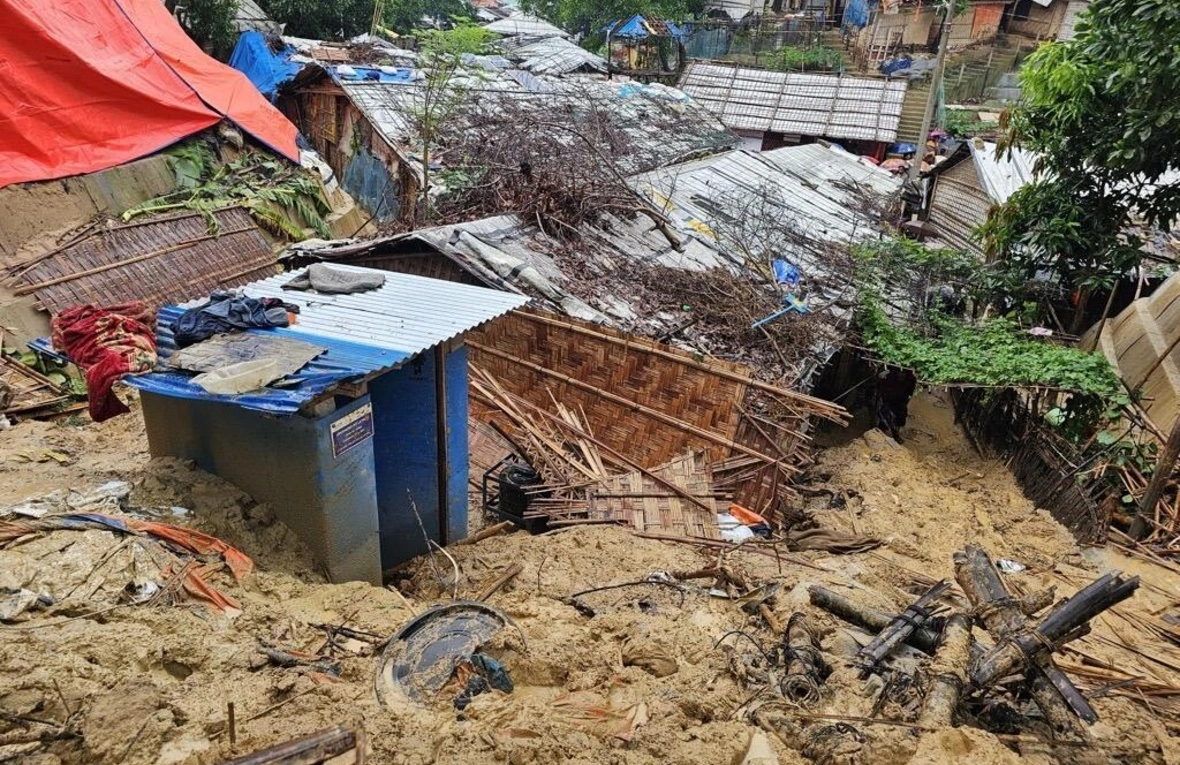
[[282, 263, 386, 294], [51, 302, 157, 423], [171, 291, 293, 348]]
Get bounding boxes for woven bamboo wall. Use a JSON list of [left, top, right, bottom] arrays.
[[11, 208, 276, 314], [467, 309, 752, 469]]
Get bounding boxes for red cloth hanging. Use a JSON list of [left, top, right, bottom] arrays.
[[51, 302, 158, 422]]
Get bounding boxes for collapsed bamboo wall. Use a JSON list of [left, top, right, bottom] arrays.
[[467, 308, 848, 518], [952, 388, 1110, 544]]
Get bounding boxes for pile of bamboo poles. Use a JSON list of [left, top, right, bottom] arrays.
[[808, 544, 1160, 747]]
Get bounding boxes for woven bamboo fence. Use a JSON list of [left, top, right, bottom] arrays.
[[952, 387, 1111, 544]]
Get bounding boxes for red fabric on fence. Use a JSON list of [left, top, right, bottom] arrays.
[[0, 0, 298, 188], [51, 302, 158, 422]]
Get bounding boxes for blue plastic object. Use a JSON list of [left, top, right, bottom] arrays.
[[228, 31, 302, 100], [773, 258, 800, 286]]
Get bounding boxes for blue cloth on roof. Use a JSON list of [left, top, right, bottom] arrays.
[[229, 31, 302, 100], [331, 65, 415, 83], [608, 14, 649, 38]]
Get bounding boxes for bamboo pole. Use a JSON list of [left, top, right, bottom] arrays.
[[970, 573, 1140, 690], [953, 545, 1098, 729], [858, 581, 949, 669], [1130, 414, 1180, 540], [917, 613, 973, 728], [807, 585, 943, 654]]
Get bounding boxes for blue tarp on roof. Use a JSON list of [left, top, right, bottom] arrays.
[[228, 31, 302, 100], [606, 15, 688, 39]]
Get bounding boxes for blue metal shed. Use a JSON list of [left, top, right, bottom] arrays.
[[126, 266, 528, 584]]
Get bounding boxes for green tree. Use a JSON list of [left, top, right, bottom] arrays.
[[982, 0, 1180, 332], [170, 0, 239, 58], [519, 0, 703, 42], [385, 0, 474, 34], [261, 0, 473, 39], [260, 0, 374, 40], [412, 23, 495, 221]]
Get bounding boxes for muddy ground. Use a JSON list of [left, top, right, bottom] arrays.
[[2, 391, 1179, 764]]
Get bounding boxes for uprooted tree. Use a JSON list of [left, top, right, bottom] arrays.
[[980, 0, 1180, 334]]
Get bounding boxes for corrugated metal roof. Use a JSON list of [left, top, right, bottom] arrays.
[[634, 143, 902, 271], [337, 75, 736, 175], [121, 265, 527, 414], [678, 62, 908, 143], [7, 207, 278, 315], [289, 147, 900, 380], [508, 37, 607, 75], [971, 141, 1038, 204], [233, 0, 283, 34], [483, 15, 569, 38]]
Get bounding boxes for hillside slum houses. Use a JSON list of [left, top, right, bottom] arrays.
[[1, 0, 903, 574], [9, 3, 1180, 765]]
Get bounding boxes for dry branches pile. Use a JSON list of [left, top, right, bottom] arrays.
[[429, 82, 731, 238], [620, 262, 842, 385]]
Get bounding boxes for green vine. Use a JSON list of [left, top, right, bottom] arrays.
[[859, 302, 1122, 397]]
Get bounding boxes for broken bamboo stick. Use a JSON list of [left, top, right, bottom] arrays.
[[970, 572, 1140, 691], [917, 612, 972, 728], [474, 382, 717, 514], [953, 545, 1097, 729], [781, 613, 829, 707], [453, 521, 513, 546], [475, 563, 523, 601], [858, 580, 949, 670], [807, 585, 943, 654]]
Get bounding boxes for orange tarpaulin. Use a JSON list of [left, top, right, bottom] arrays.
[[0, 0, 299, 189]]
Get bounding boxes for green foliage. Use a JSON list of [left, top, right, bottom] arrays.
[[262, 0, 475, 38], [174, 0, 239, 59], [988, 0, 1180, 328], [414, 22, 494, 57], [858, 302, 1123, 398], [386, 0, 475, 34], [123, 145, 333, 240], [260, 0, 375, 40], [520, 0, 702, 41], [767, 46, 843, 73], [411, 23, 495, 221], [941, 109, 996, 138], [978, 178, 1142, 297], [852, 236, 1000, 326]]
